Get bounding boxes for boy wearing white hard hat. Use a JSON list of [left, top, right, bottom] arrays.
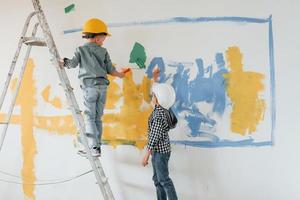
[[142, 67, 178, 200]]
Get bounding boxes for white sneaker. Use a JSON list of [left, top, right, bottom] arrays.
[[77, 146, 101, 157], [75, 142, 87, 157], [77, 149, 87, 157], [91, 146, 101, 157]]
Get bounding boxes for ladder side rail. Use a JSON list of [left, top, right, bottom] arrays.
[[0, 23, 39, 152], [94, 159, 115, 198], [0, 12, 37, 111], [31, 1, 115, 199]]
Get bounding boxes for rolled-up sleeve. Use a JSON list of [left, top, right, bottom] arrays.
[[104, 52, 116, 74], [64, 48, 81, 68]]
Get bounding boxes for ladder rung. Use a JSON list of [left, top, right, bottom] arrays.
[[0, 122, 9, 124], [66, 84, 73, 88], [102, 177, 108, 184], [59, 83, 74, 91], [96, 177, 108, 184], [66, 85, 74, 91], [75, 110, 82, 114], [69, 107, 82, 114], [22, 37, 47, 46]]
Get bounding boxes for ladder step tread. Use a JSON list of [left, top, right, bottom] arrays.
[[22, 37, 47, 46], [59, 83, 74, 91], [68, 107, 82, 114]]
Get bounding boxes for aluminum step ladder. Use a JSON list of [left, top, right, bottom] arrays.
[[0, 1, 115, 199]]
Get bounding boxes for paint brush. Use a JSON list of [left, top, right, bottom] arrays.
[[122, 68, 131, 74]]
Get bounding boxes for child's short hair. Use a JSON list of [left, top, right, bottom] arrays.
[[82, 32, 107, 39]]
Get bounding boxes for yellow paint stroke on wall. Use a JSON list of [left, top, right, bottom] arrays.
[[0, 115, 20, 124], [33, 116, 76, 135], [0, 114, 76, 136], [1, 67, 154, 198], [15, 59, 37, 200], [140, 76, 152, 103], [1, 70, 153, 145], [41, 85, 62, 108], [224, 46, 266, 135], [0, 60, 155, 199], [103, 70, 152, 149], [105, 76, 122, 109]]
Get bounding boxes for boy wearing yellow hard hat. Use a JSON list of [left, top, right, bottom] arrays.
[[61, 18, 127, 157]]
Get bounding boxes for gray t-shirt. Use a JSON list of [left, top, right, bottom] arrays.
[[65, 42, 116, 87]]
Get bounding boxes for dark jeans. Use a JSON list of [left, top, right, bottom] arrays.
[[152, 152, 178, 200]]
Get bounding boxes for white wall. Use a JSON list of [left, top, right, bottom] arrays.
[[0, 0, 300, 200]]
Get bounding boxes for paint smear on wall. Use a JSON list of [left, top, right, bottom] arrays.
[[3, 59, 77, 200], [64, 4, 75, 14], [0, 114, 76, 136], [129, 42, 147, 69], [224, 46, 266, 135], [33, 115, 76, 135], [103, 71, 152, 149], [105, 76, 122, 109], [0, 58, 154, 199], [140, 76, 152, 103], [12, 59, 37, 200], [41, 85, 62, 108]]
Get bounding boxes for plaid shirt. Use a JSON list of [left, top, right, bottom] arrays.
[[147, 105, 171, 153]]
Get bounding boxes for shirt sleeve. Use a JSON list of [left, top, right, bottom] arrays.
[[64, 48, 81, 68], [104, 52, 116, 74], [147, 117, 165, 151]]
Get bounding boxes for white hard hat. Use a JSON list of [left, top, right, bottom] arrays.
[[152, 83, 176, 109]]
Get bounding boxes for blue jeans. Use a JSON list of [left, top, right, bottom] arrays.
[[82, 85, 107, 148], [152, 152, 178, 200]]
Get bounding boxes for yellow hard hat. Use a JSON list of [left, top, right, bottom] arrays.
[[82, 18, 111, 36]]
